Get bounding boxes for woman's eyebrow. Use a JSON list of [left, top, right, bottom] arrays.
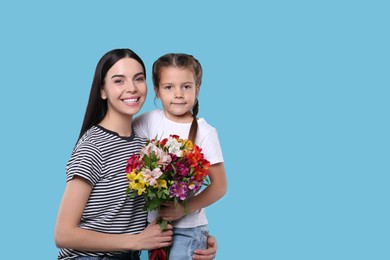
[[111, 74, 125, 79], [133, 72, 145, 78], [111, 72, 145, 79]]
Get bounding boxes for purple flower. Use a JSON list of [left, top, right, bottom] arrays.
[[188, 179, 202, 192], [176, 161, 189, 176], [170, 182, 189, 201]]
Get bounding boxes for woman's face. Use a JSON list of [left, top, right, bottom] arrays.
[[101, 57, 147, 118]]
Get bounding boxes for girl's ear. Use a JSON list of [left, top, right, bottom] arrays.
[[154, 87, 160, 99], [101, 89, 107, 100]]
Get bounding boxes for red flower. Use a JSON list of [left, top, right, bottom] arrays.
[[159, 138, 168, 147], [186, 145, 204, 168], [125, 154, 141, 173]]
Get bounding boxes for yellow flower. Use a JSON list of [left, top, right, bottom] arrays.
[[137, 187, 146, 195], [184, 140, 193, 149], [127, 170, 148, 195], [127, 170, 137, 181], [155, 179, 168, 190]]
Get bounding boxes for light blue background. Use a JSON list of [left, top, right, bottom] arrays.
[[1, 1, 388, 259]]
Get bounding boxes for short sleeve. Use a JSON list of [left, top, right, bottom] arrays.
[[133, 112, 151, 138], [66, 141, 103, 186], [200, 128, 224, 165]]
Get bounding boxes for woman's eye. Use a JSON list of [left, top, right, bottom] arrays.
[[114, 79, 124, 84], [135, 76, 145, 82]]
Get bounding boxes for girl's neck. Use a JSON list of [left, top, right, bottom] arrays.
[[163, 110, 193, 123], [99, 113, 133, 137]]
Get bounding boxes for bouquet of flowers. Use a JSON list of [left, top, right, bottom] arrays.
[[125, 135, 210, 260]]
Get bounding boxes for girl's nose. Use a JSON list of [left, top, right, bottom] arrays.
[[174, 88, 183, 98]]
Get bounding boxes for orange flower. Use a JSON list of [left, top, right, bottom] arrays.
[[186, 145, 204, 168]]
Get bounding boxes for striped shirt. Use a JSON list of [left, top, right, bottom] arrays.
[[58, 125, 147, 259]]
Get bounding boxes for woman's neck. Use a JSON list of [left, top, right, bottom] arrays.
[[99, 113, 133, 137]]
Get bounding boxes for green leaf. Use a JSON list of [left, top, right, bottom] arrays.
[[180, 199, 189, 215], [202, 176, 210, 186], [144, 154, 151, 168], [147, 198, 163, 211], [158, 219, 168, 231]]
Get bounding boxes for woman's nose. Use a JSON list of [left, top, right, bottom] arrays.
[[125, 81, 137, 92]]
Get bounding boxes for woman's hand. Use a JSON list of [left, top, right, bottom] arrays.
[[192, 235, 217, 259], [135, 220, 173, 250]]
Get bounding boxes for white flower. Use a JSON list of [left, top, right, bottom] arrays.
[[166, 137, 182, 157]]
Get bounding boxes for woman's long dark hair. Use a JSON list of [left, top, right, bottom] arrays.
[[78, 48, 146, 140], [152, 53, 203, 143]]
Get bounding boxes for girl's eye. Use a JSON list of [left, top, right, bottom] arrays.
[[184, 85, 192, 89], [164, 85, 172, 90]]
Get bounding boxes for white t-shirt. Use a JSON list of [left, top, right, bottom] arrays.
[[133, 109, 224, 228]]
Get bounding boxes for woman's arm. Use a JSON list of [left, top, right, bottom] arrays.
[[192, 235, 218, 259], [54, 176, 172, 251], [159, 162, 227, 221]]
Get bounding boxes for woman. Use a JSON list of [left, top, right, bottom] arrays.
[[55, 48, 217, 259]]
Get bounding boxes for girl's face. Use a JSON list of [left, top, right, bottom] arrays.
[[155, 67, 199, 123], [101, 57, 147, 119]]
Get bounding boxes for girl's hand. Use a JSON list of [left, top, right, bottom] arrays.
[[135, 220, 173, 250], [192, 235, 217, 259], [159, 201, 186, 221]]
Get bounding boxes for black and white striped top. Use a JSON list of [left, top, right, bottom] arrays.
[[58, 125, 148, 259]]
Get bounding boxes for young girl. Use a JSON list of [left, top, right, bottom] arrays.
[[55, 49, 217, 260], [133, 53, 227, 259]]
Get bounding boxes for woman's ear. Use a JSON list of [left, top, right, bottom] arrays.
[[101, 89, 107, 100]]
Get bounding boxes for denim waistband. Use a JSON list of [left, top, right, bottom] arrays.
[[72, 251, 140, 260], [109, 251, 140, 260]]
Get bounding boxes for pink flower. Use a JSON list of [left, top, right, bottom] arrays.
[[142, 168, 163, 186], [141, 142, 163, 158], [158, 152, 172, 166]]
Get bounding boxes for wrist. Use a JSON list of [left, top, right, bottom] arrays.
[[123, 233, 140, 251]]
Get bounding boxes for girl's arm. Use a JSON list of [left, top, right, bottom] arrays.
[[54, 176, 172, 251], [159, 162, 227, 220]]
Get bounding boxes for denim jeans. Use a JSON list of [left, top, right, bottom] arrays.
[[169, 225, 209, 260]]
